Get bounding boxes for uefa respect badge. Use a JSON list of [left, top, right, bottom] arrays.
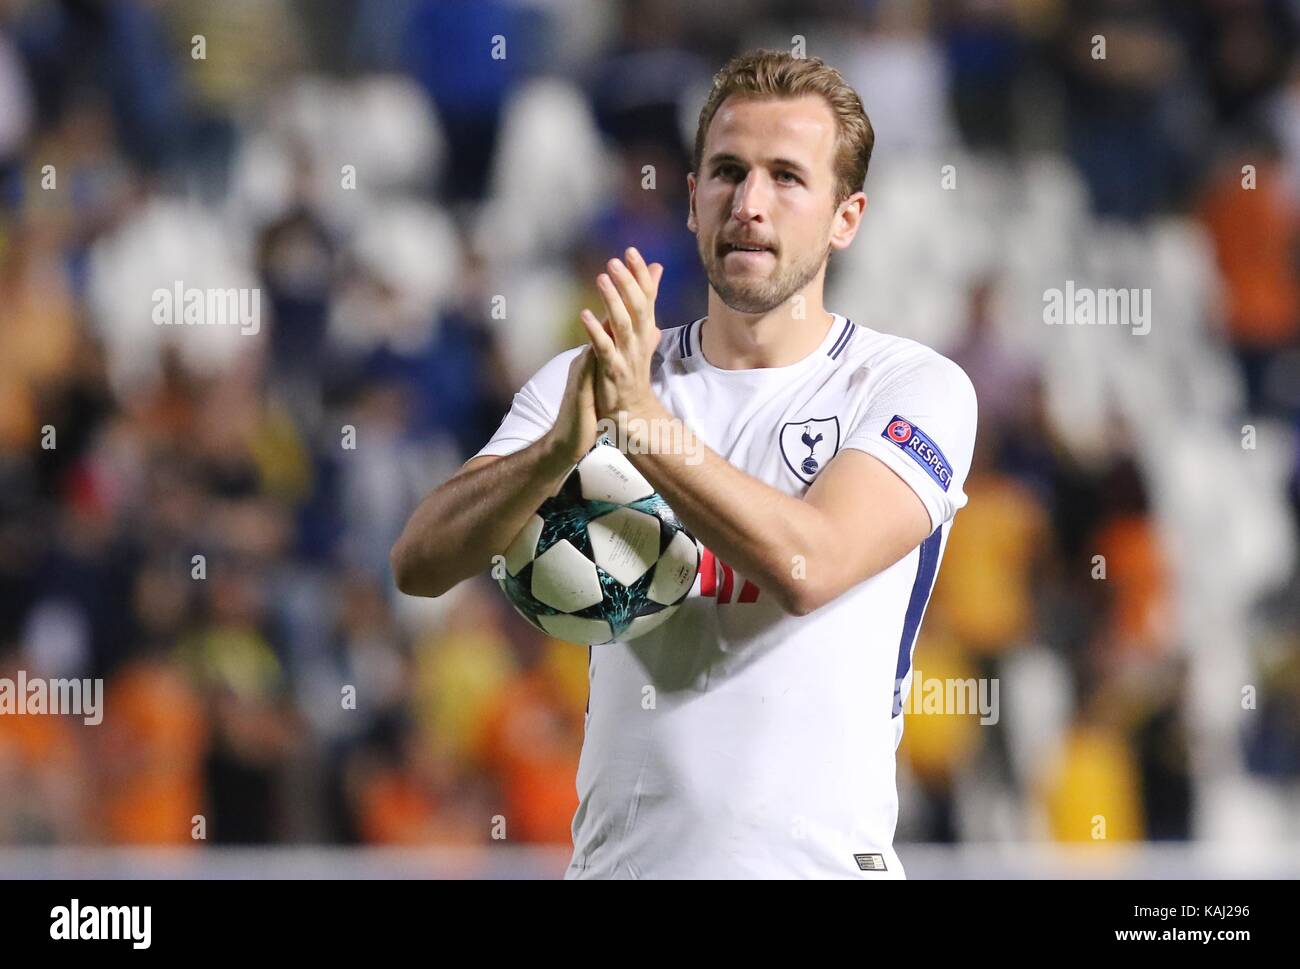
[[882, 416, 952, 492]]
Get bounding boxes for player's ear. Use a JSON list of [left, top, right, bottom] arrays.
[[829, 190, 866, 251], [686, 172, 698, 234]]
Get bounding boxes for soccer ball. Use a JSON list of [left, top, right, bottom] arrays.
[[497, 440, 701, 645]]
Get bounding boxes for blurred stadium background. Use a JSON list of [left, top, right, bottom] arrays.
[[0, 0, 1298, 879]]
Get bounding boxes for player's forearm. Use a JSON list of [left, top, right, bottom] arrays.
[[624, 402, 834, 615], [391, 436, 574, 598]]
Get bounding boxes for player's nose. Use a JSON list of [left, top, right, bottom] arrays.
[[731, 169, 771, 222]]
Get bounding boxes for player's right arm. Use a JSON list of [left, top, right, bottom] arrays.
[[390, 348, 597, 598]]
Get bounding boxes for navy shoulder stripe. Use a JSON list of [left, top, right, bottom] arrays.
[[828, 318, 855, 358], [892, 526, 943, 718], [674, 320, 697, 358]]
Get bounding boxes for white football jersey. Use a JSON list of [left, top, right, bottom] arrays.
[[475, 313, 978, 879]]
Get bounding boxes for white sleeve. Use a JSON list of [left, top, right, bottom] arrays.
[[473, 346, 586, 459], [839, 352, 978, 533]]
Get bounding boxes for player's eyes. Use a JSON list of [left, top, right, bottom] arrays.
[[713, 165, 799, 185]]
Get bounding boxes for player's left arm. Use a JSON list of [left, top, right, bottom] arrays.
[[581, 248, 967, 617], [627, 424, 932, 616]]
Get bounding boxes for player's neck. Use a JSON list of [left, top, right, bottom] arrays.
[[699, 296, 835, 370]]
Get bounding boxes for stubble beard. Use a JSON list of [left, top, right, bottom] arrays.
[[699, 233, 831, 315]]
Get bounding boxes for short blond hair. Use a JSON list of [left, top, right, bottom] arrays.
[[692, 49, 875, 205]]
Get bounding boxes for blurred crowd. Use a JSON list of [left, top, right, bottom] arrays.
[[0, 0, 1298, 852]]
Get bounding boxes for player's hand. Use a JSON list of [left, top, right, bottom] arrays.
[[543, 346, 599, 468], [580, 247, 664, 421]]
